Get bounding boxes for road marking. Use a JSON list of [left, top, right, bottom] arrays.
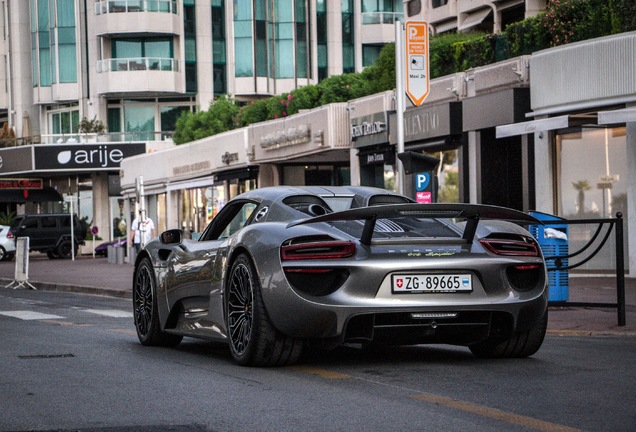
[[84, 309, 133, 318], [0, 311, 63, 320], [291, 366, 352, 380], [111, 329, 138, 336], [411, 393, 581, 432]]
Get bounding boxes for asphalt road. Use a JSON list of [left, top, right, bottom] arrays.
[[1, 289, 635, 432]]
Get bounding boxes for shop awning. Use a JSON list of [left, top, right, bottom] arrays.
[[458, 8, 491, 31], [0, 186, 63, 203], [495, 114, 597, 138], [598, 107, 636, 124]]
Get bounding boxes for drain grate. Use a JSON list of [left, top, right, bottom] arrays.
[[18, 353, 75, 359]]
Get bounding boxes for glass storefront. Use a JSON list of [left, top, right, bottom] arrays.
[[282, 164, 350, 186], [556, 126, 629, 272]]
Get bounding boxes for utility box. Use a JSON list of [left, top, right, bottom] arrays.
[[529, 211, 569, 302]]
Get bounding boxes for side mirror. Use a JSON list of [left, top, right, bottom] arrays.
[[160, 229, 183, 245]]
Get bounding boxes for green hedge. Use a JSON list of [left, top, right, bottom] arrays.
[[174, 0, 636, 145]]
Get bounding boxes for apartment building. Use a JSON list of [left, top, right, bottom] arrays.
[[0, 0, 403, 237]]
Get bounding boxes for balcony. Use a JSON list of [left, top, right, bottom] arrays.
[[94, 0, 180, 37], [95, 57, 184, 96], [95, 0, 178, 15], [360, 12, 403, 45]]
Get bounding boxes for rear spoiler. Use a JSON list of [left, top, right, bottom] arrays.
[[287, 203, 541, 246]]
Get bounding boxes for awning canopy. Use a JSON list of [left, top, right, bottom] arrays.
[[495, 114, 597, 138], [458, 8, 491, 31], [598, 107, 636, 124], [0, 186, 63, 203]]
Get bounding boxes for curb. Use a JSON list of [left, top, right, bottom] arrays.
[[1, 278, 131, 299]]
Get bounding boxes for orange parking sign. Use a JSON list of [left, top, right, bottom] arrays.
[[405, 21, 429, 106]]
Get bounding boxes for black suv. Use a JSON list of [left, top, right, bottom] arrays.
[[9, 214, 87, 259]]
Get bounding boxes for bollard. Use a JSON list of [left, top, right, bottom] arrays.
[[107, 245, 115, 264], [115, 246, 125, 265]]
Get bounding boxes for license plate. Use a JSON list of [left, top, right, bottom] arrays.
[[392, 274, 473, 293]]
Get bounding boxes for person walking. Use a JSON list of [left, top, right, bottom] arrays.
[[130, 212, 156, 252]]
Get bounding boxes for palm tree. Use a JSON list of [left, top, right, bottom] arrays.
[[572, 180, 591, 215]]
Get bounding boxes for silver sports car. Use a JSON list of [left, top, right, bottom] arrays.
[[132, 186, 548, 366]]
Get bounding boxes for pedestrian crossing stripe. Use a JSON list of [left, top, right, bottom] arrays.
[[0, 311, 63, 320], [85, 309, 133, 318], [0, 309, 132, 320]]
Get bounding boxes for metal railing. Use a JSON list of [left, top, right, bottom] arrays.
[[538, 213, 626, 326], [96, 57, 179, 73], [40, 131, 174, 144], [95, 0, 178, 15]]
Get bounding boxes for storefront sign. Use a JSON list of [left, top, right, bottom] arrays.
[[34, 143, 146, 170], [0, 178, 43, 190], [389, 102, 462, 144], [221, 152, 239, 165], [0, 147, 34, 174], [359, 147, 396, 167], [351, 112, 389, 148], [260, 125, 311, 150], [173, 160, 211, 176], [351, 121, 385, 139]]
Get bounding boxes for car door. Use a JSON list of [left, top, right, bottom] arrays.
[[164, 200, 259, 325]]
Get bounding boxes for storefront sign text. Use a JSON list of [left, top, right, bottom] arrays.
[[404, 111, 439, 137], [0, 178, 43, 190], [221, 152, 239, 165], [260, 125, 311, 150], [34, 143, 146, 170], [173, 160, 211, 176], [351, 121, 386, 140]]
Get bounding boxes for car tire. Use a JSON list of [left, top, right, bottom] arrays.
[[469, 310, 548, 358], [133, 258, 183, 347], [0, 246, 7, 261], [226, 253, 303, 366], [57, 240, 76, 259]]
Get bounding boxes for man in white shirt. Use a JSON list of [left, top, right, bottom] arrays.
[[130, 213, 156, 252]]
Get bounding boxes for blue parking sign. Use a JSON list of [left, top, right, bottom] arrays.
[[415, 173, 429, 191]]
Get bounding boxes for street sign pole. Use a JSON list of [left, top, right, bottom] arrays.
[[395, 20, 405, 196]]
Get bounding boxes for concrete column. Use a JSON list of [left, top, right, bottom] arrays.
[[468, 130, 479, 204], [533, 129, 554, 213], [91, 172, 111, 242]]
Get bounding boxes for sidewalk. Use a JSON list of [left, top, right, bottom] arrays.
[[1, 252, 635, 336]]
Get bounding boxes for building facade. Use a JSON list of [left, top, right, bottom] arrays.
[[0, 0, 402, 239]]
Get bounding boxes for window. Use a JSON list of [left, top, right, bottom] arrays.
[[234, 1, 254, 77], [202, 201, 257, 241], [341, 0, 354, 74]]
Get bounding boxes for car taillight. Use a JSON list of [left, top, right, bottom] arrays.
[[6, 231, 14, 239], [281, 239, 355, 261], [479, 235, 539, 257]]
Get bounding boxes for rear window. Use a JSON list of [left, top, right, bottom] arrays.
[[330, 217, 460, 240]]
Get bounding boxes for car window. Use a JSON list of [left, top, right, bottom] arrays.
[[41, 217, 57, 228], [200, 200, 258, 241], [23, 218, 38, 229], [219, 203, 257, 239]]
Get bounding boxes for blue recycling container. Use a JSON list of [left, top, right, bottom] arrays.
[[529, 211, 569, 302]]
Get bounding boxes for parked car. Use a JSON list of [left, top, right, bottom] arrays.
[[9, 214, 87, 259], [94, 238, 127, 257], [132, 186, 548, 366], [0, 225, 16, 261]]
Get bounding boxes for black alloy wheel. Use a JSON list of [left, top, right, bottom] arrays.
[[226, 254, 303, 366], [133, 258, 182, 347]]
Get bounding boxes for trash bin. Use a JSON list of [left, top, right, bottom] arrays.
[[529, 211, 569, 302]]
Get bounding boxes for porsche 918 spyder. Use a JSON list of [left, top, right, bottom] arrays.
[[132, 186, 548, 366]]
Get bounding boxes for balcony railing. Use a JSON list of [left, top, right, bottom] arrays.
[[40, 131, 174, 144], [95, 0, 178, 15], [96, 57, 179, 73], [361, 11, 403, 25]]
